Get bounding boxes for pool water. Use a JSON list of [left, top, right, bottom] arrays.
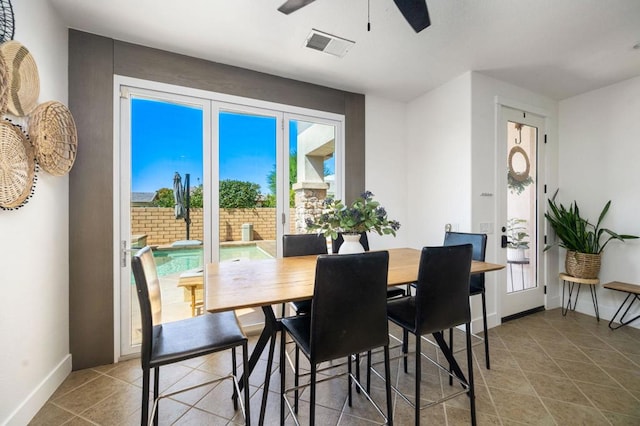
[[153, 244, 272, 277]]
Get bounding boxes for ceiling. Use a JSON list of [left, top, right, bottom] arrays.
[[50, 0, 640, 102]]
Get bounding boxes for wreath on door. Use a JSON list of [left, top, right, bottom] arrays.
[[507, 146, 533, 195]]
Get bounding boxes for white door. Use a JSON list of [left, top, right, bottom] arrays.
[[498, 106, 546, 320]]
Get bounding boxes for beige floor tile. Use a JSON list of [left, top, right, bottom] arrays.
[[524, 371, 591, 406], [490, 387, 555, 425], [554, 358, 619, 387], [542, 398, 610, 426], [53, 375, 129, 414], [32, 308, 640, 425], [575, 381, 640, 418], [28, 403, 75, 426]]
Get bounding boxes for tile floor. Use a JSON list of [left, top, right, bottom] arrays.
[[31, 308, 640, 425]]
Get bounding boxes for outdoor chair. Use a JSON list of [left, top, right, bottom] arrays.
[[280, 251, 394, 425], [131, 246, 250, 425], [443, 231, 490, 369], [387, 245, 475, 426]]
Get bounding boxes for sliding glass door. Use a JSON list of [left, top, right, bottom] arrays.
[[116, 79, 344, 357]]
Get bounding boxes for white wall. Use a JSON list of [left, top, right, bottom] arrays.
[[365, 95, 408, 250], [0, 1, 70, 424], [405, 72, 473, 249], [558, 75, 640, 325]]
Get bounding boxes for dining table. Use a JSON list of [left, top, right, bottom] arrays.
[[205, 247, 504, 424]]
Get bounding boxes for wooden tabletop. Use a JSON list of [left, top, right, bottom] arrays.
[[205, 247, 504, 313]]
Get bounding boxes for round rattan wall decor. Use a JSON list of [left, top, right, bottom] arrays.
[[0, 0, 14, 44], [29, 101, 78, 176], [0, 40, 40, 116], [0, 120, 37, 210]]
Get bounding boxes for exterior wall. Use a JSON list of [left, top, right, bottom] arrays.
[[131, 208, 296, 245]]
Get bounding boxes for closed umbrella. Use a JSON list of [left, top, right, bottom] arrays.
[[173, 172, 185, 219]]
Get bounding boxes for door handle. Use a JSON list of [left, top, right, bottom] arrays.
[[501, 235, 508, 248]]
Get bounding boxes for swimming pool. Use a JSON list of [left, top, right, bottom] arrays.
[[152, 244, 273, 277]]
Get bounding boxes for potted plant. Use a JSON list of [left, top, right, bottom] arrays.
[[506, 218, 529, 261], [544, 191, 638, 278], [306, 191, 401, 253]]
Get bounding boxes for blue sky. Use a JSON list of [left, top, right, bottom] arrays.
[[131, 99, 283, 194]]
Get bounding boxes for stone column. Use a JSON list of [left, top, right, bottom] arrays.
[[292, 182, 329, 233]]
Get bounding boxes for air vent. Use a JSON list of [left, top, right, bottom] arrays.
[[304, 29, 355, 58]]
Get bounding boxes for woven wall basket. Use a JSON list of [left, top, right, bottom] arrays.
[[565, 251, 601, 279], [0, 0, 14, 44], [29, 101, 78, 176], [0, 40, 40, 116], [0, 121, 36, 209], [0, 52, 8, 114]]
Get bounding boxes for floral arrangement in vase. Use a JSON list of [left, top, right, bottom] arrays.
[[306, 191, 401, 241]]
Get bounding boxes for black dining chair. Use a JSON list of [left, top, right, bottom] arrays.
[[443, 231, 490, 370], [131, 246, 251, 425], [282, 233, 328, 316], [332, 232, 405, 300], [280, 251, 394, 426], [387, 244, 475, 426]]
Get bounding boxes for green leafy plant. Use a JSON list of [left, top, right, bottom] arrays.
[[306, 191, 400, 239], [544, 191, 638, 254], [219, 179, 260, 209], [506, 218, 529, 249]]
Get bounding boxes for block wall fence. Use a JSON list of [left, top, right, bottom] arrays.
[[131, 207, 296, 246]]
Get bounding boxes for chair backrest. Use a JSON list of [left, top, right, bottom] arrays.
[[310, 251, 389, 363], [443, 231, 487, 292], [414, 245, 473, 335], [131, 246, 162, 365], [283, 234, 328, 257], [331, 231, 370, 253]]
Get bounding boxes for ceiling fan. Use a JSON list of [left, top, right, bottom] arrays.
[[278, 0, 430, 33]]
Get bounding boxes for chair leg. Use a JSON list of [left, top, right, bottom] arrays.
[[294, 345, 300, 414], [348, 355, 353, 407], [384, 346, 394, 426], [415, 335, 421, 426], [366, 350, 372, 393], [242, 343, 251, 426], [448, 327, 454, 386], [402, 329, 409, 373], [141, 367, 150, 426], [466, 323, 477, 426], [355, 353, 361, 394], [232, 347, 238, 410], [310, 366, 317, 426], [153, 367, 160, 426], [280, 329, 286, 425], [481, 291, 490, 369]]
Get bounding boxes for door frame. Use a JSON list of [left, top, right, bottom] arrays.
[[495, 97, 550, 322]]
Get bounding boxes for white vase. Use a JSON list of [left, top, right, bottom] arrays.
[[507, 247, 526, 262], [338, 233, 365, 254]]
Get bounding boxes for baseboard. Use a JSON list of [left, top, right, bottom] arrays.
[[3, 354, 72, 425]]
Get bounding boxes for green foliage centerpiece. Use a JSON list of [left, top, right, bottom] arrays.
[[306, 191, 401, 249]]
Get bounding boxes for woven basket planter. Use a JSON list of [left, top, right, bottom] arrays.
[[565, 251, 601, 279]]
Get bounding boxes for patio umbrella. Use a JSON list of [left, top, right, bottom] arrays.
[[173, 172, 185, 219]]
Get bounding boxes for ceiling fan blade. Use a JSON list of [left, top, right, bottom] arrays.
[[393, 0, 430, 33], [277, 0, 317, 15]]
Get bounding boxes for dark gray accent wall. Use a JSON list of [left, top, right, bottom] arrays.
[[69, 30, 365, 369], [69, 31, 115, 370]]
